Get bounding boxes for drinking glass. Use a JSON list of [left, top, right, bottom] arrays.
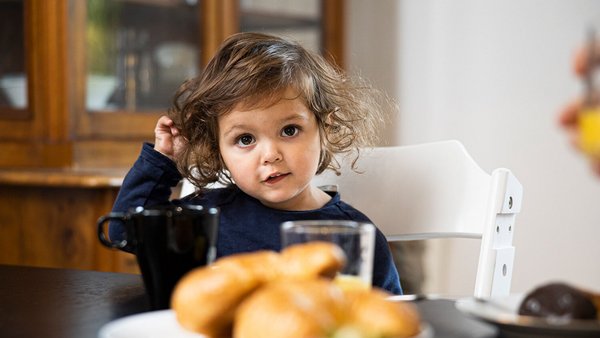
[[281, 220, 375, 290]]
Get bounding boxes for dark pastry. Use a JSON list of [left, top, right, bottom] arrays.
[[518, 282, 597, 320]]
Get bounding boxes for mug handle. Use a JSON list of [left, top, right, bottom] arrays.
[[97, 212, 128, 249]]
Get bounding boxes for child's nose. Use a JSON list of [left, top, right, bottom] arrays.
[[262, 141, 282, 164]]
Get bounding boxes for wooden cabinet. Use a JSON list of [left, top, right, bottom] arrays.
[[0, 168, 140, 273], [1, 0, 344, 168], [0, 0, 345, 272]]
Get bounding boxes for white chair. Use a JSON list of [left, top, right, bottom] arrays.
[[311, 140, 523, 299]]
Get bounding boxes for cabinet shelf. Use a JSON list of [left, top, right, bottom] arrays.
[[0, 168, 126, 188]]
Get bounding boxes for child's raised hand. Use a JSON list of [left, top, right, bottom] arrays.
[[154, 115, 185, 161]]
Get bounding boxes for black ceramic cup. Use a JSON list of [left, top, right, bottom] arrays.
[[97, 204, 219, 310]]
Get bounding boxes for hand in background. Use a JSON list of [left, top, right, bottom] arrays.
[[154, 115, 185, 161], [558, 45, 600, 176]]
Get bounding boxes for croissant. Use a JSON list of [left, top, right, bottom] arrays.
[[234, 279, 421, 338], [234, 279, 346, 338], [171, 242, 421, 338], [171, 242, 346, 337], [343, 288, 421, 337]]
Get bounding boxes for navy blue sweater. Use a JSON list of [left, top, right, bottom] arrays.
[[111, 143, 402, 294]]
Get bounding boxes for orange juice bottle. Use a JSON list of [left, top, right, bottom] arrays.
[[579, 107, 600, 157], [579, 28, 600, 157]]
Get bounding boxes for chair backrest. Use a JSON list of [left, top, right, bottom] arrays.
[[311, 140, 523, 299]]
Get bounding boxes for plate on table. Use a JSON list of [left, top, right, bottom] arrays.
[[456, 294, 600, 337], [98, 310, 205, 338], [99, 309, 433, 338]]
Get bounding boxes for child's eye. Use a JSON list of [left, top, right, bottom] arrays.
[[281, 125, 300, 137], [236, 134, 255, 147]]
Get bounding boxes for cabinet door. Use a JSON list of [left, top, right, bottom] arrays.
[[70, 0, 205, 140], [68, 0, 229, 168], [0, 0, 71, 167]]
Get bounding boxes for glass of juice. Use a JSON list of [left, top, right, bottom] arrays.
[[280, 220, 375, 291]]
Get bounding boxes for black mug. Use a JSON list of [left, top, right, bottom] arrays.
[[97, 204, 219, 310]]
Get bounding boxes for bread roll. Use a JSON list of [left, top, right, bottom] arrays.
[[234, 279, 346, 338], [172, 242, 421, 337], [344, 288, 421, 337], [171, 243, 346, 337], [234, 279, 421, 338], [280, 241, 346, 280], [171, 251, 280, 337]]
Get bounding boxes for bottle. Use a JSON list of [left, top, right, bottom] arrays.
[[579, 28, 600, 157]]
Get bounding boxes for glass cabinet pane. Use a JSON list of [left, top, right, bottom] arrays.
[[0, 0, 27, 112], [85, 0, 201, 112], [239, 0, 322, 54]]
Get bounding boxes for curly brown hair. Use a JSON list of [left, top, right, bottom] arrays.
[[168, 32, 388, 189]]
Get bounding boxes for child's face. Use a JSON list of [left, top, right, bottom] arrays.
[[218, 88, 324, 210]]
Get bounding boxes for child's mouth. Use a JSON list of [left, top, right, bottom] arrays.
[[264, 173, 289, 184]]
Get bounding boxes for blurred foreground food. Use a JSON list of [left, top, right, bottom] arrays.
[[171, 242, 421, 338], [518, 282, 600, 320]]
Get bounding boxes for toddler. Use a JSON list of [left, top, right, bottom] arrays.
[[110, 32, 402, 294]]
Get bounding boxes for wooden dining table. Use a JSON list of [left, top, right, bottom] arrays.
[[0, 264, 498, 338]]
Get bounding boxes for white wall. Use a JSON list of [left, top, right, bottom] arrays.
[[348, 0, 600, 295]]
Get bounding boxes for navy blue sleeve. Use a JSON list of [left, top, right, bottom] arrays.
[[109, 143, 183, 245], [372, 228, 403, 295]]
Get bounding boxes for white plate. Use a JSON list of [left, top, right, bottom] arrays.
[[456, 294, 600, 337], [98, 310, 205, 338], [99, 309, 433, 338]]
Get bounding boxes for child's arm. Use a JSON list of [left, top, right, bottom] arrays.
[[108, 116, 185, 249]]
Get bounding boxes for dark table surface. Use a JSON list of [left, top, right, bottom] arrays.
[[0, 264, 498, 338]]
